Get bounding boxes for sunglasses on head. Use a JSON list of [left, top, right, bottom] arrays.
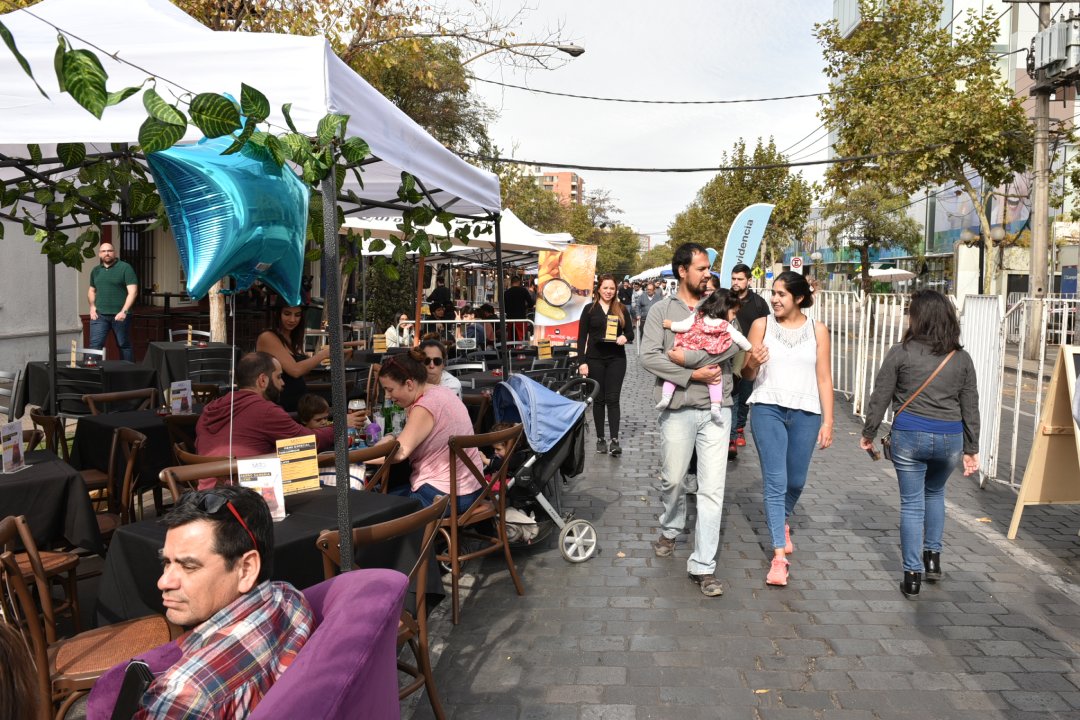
[[195, 492, 259, 553], [423, 356, 444, 366]]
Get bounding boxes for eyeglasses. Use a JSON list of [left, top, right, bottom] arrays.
[[423, 356, 444, 367], [195, 493, 259, 554]]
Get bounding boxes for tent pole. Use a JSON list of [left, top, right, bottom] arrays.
[[361, 252, 367, 332], [414, 255, 426, 346], [47, 212, 57, 415], [494, 215, 509, 370], [320, 176, 352, 573]]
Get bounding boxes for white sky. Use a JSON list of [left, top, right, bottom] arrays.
[[466, 1, 835, 244]]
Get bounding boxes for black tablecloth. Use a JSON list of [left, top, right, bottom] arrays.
[[95, 488, 431, 625], [143, 341, 234, 394], [0, 450, 105, 555], [14, 361, 158, 417], [70, 410, 177, 500]]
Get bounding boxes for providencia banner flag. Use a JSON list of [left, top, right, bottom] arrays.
[[718, 203, 775, 283]]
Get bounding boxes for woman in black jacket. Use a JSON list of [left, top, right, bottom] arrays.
[[860, 290, 980, 598], [577, 274, 634, 456]]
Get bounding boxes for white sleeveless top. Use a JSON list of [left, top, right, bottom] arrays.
[[748, 314, 821, 414]]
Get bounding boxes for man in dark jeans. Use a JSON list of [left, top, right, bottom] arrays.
[[728, 263, 771, 459]]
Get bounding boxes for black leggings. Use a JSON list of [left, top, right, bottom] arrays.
[[588, 354, 627, 439]]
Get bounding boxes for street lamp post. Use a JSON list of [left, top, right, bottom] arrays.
[[462, 42, 584, 65]]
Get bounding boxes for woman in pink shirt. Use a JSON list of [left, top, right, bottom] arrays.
[[376, 349, 484, 512]]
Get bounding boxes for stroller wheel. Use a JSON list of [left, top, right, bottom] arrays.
[[558, 519, 598, 563]]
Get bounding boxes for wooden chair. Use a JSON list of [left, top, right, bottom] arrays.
[[83, 387, 157, 415], [160, 458, 239, 502], [316, 495, 449, 720], [23, 427, 44, 452], [29, 410, 70, 462], [167, 328, 212, 343], [366, 363, 382, 406], [461, 393, 490, 434], [93, 428, 147, 544], [438, 424, 525, 625], [0, 368, 19, 423], [0, 516, 180, 720], [173, 444, 231, 466], [190, 382, 221, 405], [2, 516, 81, 644], [164, 414, 200, 456], [315, 440, 399, 493]]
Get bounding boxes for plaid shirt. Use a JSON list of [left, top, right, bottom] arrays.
[[135, 581, 314, 720]]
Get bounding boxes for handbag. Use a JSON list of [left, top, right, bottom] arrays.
[[880, 350, 956, 461]]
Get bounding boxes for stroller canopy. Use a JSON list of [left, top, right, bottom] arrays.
[[492, 375, 586, 454]]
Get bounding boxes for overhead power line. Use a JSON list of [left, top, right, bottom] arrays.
[[462, 143, 953, 174]]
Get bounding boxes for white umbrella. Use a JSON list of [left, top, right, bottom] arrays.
[[867, 267, 916, 282]]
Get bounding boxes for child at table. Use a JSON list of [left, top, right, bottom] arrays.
[[297, 394, 330, 430], [656, 289, 751, 424]]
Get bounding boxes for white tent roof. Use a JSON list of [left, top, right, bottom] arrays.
[[0, 0, 501, 219], [343, 209, 570, 254], [629, 264, 671, 283]]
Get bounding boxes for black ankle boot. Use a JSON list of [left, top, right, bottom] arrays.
[[901, 571, 921, 598], [923, 551, 942, 582]]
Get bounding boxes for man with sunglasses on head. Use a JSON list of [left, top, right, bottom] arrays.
[[196, 352, 365, 487], [132, 486, 313, 719]]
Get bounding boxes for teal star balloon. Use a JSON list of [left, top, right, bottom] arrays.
[[148, 135, 310, 305]]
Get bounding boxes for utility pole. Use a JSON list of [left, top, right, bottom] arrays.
[[1027, 1, 1052, 359]]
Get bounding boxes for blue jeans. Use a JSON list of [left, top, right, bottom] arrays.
[[890, 429, 962, 572], [391, 481, 481, 515], [750, 403, 821, 550], [730, 377, 755, 439], [658, 406, 730, 575], [89, 314, 133, 361]]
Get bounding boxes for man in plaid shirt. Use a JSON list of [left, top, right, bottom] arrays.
[[133, 486, 314, 719]]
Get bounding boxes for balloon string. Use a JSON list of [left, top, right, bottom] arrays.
[[227, 291, 236, 478]]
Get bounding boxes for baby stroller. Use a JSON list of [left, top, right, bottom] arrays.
[[491, 374, 600, 563]]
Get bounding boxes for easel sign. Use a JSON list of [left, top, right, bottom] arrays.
[[1007, 345, 1080, 538]]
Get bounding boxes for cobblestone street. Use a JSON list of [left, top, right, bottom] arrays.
[[410, 352, 1080, 720]]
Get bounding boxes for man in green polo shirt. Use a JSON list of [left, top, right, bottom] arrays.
[[88, 242, 138, 361]]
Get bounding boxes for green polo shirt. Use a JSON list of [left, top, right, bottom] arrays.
[[89, 260, 138, 314]]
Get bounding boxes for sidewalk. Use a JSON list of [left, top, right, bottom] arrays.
[[409, 354, 1080, 720]]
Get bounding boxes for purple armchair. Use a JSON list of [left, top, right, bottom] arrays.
[[87, 568, 409, 720]]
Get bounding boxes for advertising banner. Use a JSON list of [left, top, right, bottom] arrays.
[[718, 203, 775, 283], [534, 244, 598, 344]]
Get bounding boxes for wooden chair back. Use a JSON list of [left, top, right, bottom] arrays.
[[83, 387, 157, 415], [164, 414, 200, 456], [0, 368, 19, 423], [315, 440, 399, 493], [108, 427, 148, 525], [29, 409, 69, 461], [21, 428, 43, 453], [174, 444, 231, 466], [366, 363, 382, 406], [0, 517, 52, 719], [461, 393, 490, 434], [190, 383, 221, 405], [160, 458, 240, 501]]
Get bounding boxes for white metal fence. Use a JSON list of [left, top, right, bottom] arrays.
[[755, 290, 1072, 487]]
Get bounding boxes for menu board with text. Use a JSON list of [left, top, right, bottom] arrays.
[[237, 457, 286, 520], [276, 435, 320, 495]]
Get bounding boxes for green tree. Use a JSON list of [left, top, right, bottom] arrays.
[[637, 243, 673, 274], [497, 162, 566, 233], [815, 0, 1032, 257], [668, 137, 814, 266], [820, 183, 922, 295]]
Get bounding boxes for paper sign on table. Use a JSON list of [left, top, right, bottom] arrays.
[[537, 338, 552, 360], [276, 434, 320, 495], [69, 340, 77, 367], [187, 325, 193, 346], [1, 421, 26, 474], [237, 457, 286, 520], [170, 380, 193, 414], [373, 333, 387, 353]]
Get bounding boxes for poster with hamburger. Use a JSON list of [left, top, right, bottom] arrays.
[[534, 244, 597, 343]]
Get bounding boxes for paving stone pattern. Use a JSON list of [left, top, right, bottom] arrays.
[[408, 354, 1080, 719]]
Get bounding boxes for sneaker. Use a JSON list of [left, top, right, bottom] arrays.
[[766, 557, 790, 587], [596, 438, 607, 454], [653, 535, 676, 557], [608, 438, 622, 457], [784, 524, 794, 555], [728, 441, 737, 460], [688, 573, 724, 597], [736, 427, 747, 447]]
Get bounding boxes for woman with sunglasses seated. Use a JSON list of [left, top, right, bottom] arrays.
[[419, 337, 462, 399], [375, 349, 483, 512]]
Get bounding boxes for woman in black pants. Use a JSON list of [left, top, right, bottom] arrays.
[[577, 274, 634, 456]]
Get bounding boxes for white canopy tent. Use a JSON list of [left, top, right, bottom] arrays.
[[345, 209, 570, 254], [0, 0, 505, 560], [629, 264, 672, 283]]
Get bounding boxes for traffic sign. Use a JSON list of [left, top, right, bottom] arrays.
[[791, 256, 804, 270]]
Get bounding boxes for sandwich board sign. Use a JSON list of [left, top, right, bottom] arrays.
[[1007, 345, 1080, 538]]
